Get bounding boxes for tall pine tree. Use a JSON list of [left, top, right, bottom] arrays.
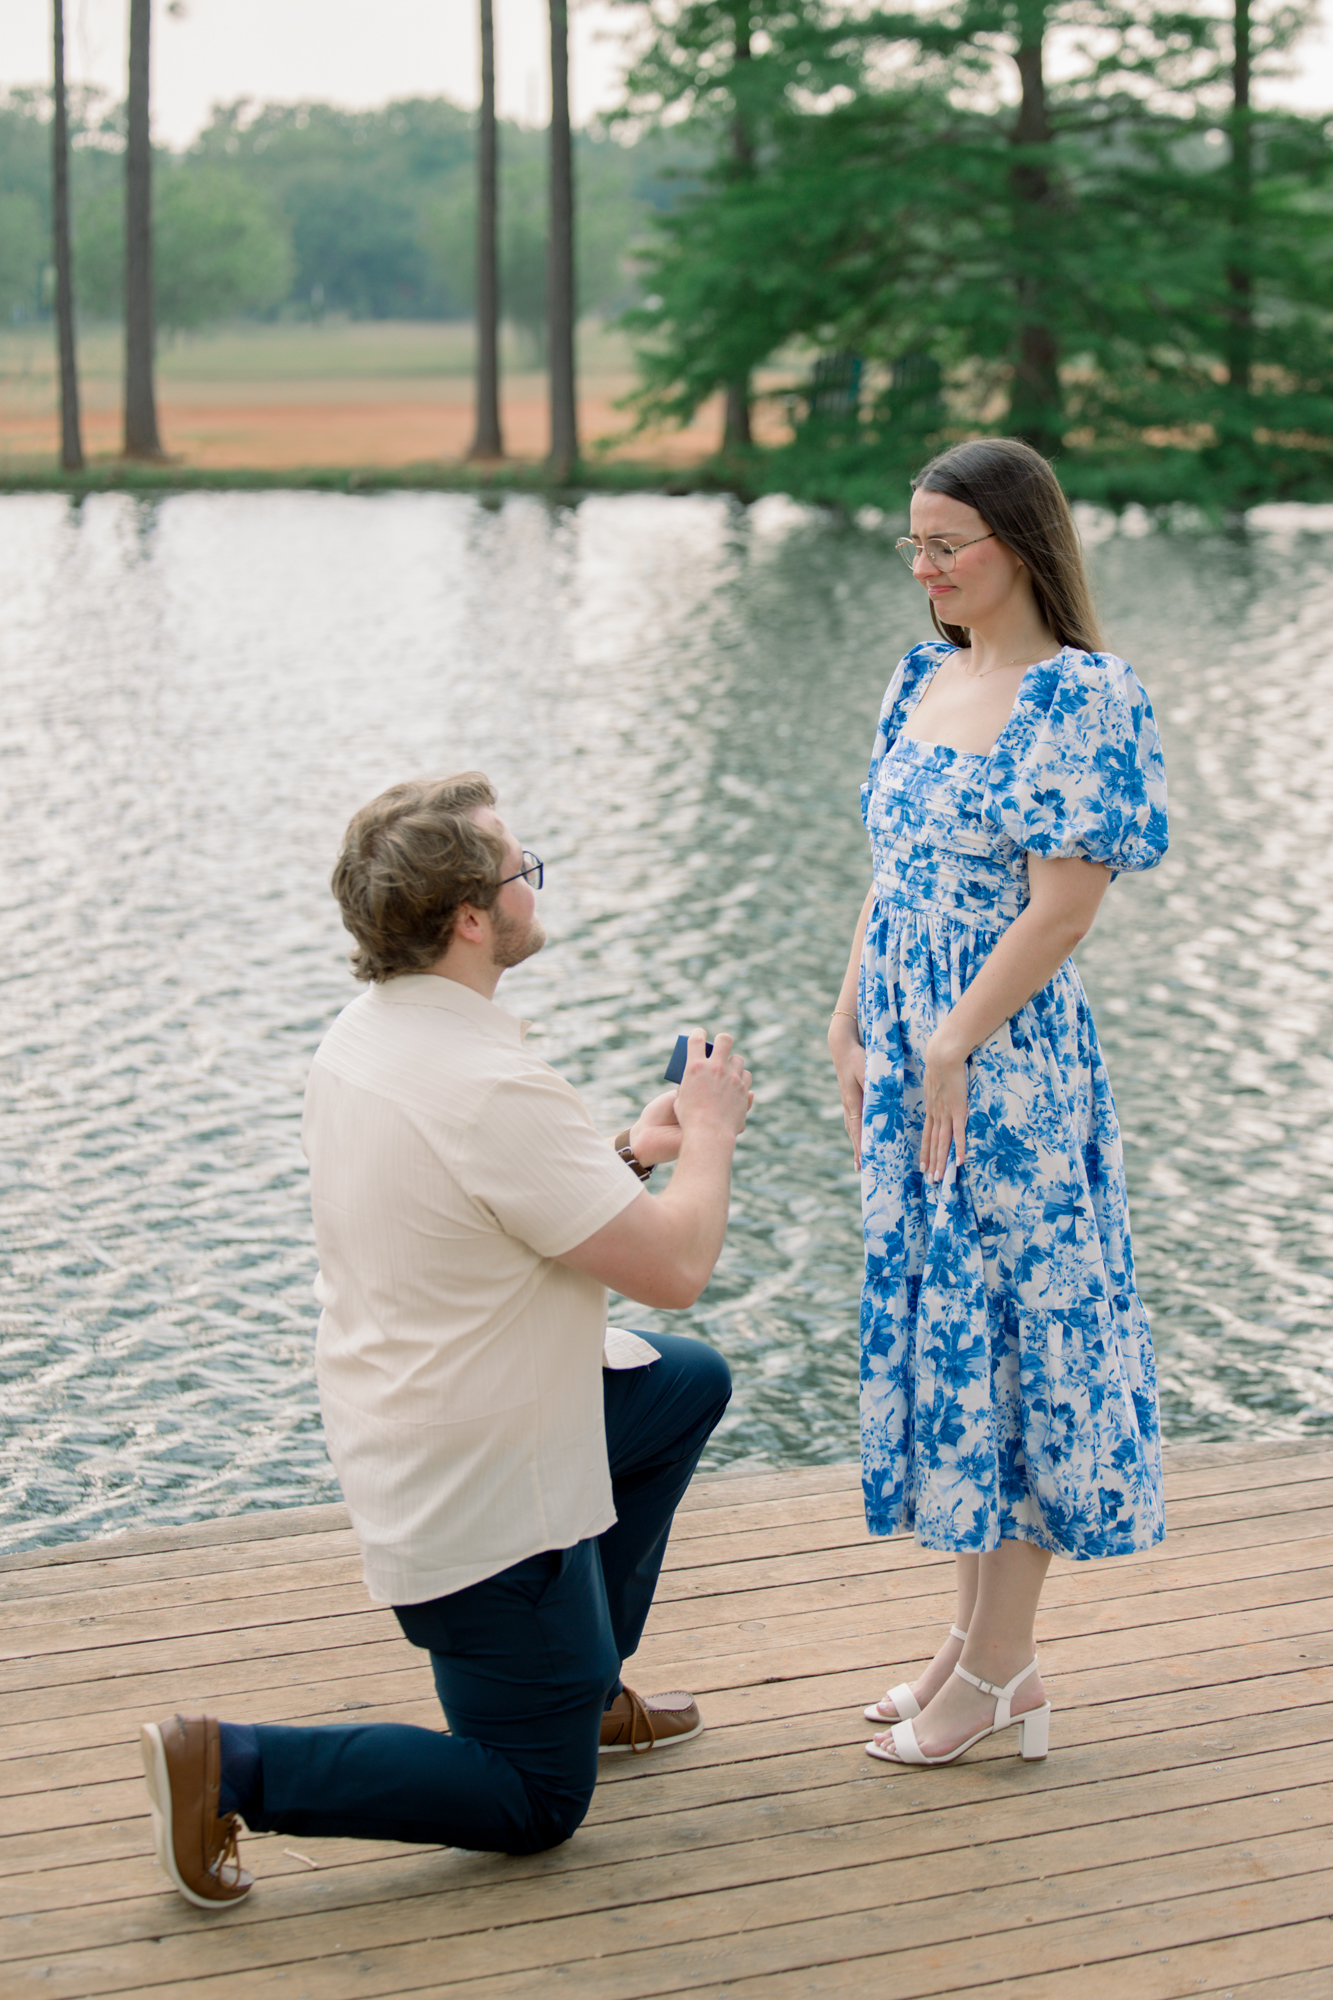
[[52, 0, 83, 472], [618, 0, 1333, 504], [123, 0, 164, 460]]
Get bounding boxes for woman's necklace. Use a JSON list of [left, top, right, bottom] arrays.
[[961, 645, 1055, 681]]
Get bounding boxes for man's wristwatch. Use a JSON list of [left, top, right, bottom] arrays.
[[614, 1129, 654, 1181]]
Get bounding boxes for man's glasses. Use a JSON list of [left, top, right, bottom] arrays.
[[499, 851, 544, 890], [895, 532, 995, 572]]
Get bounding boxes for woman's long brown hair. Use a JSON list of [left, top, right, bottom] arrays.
[[911, 438, 1101, 654]]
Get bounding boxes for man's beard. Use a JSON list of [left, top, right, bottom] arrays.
[[490, 904, 546, 970]]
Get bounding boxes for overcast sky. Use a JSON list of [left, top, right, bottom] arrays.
[[8, 0, 1333, 147]]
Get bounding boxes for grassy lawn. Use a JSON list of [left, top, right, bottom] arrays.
[[0, 317, 741, 474]]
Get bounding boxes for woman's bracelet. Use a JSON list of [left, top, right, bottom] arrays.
[[830, 1009, 859, 1025]]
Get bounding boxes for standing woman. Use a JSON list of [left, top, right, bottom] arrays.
[[828, 439, 1168, 1768]]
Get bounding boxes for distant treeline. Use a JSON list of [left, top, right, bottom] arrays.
[[11, 0, 1333, 510], [617, 0, 1333, 509], [0, 89, 687, 352]]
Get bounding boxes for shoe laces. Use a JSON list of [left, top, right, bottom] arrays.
[[623, 1687, 658, 1755], [211, 1813, 246, 1889]]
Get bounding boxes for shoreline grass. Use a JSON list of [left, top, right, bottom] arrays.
[[0, 456, 744, 499]]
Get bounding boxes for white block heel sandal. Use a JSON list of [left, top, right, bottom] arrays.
[[863, 1623, 968, 1724], [865, 1657, 1050, 1767]]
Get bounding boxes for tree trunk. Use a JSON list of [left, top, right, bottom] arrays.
[[1224, 0, 1254, 407], [123, 0, 164, 460], [546, 0, 578, 478], [52, 0, 83, 472], [1008, 7, 1062, 459], [468, 0, 504, 460], [722, 7, 753, 450]]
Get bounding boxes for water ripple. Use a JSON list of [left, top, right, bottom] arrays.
[[2, 490, 1332, 1550]]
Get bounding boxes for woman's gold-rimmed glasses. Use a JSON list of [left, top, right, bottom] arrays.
[[895, 532, 995, 572]]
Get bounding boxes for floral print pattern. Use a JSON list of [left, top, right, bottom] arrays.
[[857, 641, 1169, 1560]]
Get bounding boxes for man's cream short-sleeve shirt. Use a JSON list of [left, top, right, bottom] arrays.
[[303, 974, 642, 1605]]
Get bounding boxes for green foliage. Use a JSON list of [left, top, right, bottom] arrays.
[[616, 0, 1333, 508], [191, 98, 684, 333], [0, 86, 121, 321], [0, 89, 683, 339], [191, 99, 469, 318], [0, 192, 46, 320], [75, 165, 294, 332]]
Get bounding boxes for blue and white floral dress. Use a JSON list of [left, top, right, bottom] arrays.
[[858, 640, 1169, 1561]]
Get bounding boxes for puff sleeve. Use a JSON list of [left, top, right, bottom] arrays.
[[981, 649, 1168, 872]]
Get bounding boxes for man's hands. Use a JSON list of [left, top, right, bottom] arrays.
[[674, 1029, 752, 1138], [564, 1029, 752, 1310], [628, 1090, 685, 1168], [627, 1031, 753, 1167]]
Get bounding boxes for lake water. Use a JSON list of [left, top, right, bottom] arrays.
[[3, 489, 1333, 1552]]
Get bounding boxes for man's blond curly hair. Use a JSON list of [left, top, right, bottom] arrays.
[[331, 772, 508, 983]]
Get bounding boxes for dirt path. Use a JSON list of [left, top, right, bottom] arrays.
[[0, 378, 735, 472]]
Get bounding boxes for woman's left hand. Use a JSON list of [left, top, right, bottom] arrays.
[[921, 1025, 969, 1183]]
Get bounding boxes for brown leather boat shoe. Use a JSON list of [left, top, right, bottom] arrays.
[[140, 1714, 254, 1909], [599, 1687, 704, 1755]]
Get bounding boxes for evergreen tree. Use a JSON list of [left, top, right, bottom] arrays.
[[548, 0, 578, 476], [123, 0, 164, 460], [51, 0, 83, 471], [614, 0, 846, 448], [469, 0, 504, 460], [617, 0, 1333, 505]]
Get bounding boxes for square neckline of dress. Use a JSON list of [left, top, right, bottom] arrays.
[[897, 643, 1067, 763]]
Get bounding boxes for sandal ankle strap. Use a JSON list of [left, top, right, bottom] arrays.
[[953, 1657, 1039, 1702]]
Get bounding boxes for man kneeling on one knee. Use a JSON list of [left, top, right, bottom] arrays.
[[140, 772, 750, 1908]]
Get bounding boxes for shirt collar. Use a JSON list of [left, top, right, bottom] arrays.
[[372, 973, 530, 1045]]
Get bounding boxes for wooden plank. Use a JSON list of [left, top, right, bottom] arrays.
[[3, 1594, 1328, 1803], [3, 1447, 1331, 2000], [15, 1504, 1328, 1696], [648, 1535, 1333, 1639], [1, 1437, 1323, 1587], [0, 1529, 363, 1606], [0, 1504, 352, 1573], [5, 1698, 1330, 1889], [22, 1845, 1332, 2000], [629, 1558, 1333, 1659], [1, 1702, 1325, 1929], [4, 1650, 1332, 1818], [675, 1465, 859, 1510], [648, 1504, 1333, 1605], [0, 1553, 369, 1628], [1201, 1975, 1333, 2000], [623, 1590, 1333, 1694], [3, 1586, 395, 1663], [693, 1917, 1333, 2000], [656, 1477, 1333, 1572], [1160, 1447, 1333, 1498], [11, 1519, 1330, 1659], [6, 1468, 1331, 1633], [7, 1758, 1331, 1973], [5, 1791, 1331, 2000], [12, 1534, 1332, 1685], [1160, 1437, 1333, 1474]]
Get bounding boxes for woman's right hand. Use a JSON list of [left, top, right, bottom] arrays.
[[828, 1015, 866, 1170]]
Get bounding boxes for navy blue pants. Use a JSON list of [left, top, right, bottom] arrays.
[[241, 1332, 730, 1854]]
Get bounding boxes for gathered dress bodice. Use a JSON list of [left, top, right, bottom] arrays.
[[854, 639, 1170, 1561]]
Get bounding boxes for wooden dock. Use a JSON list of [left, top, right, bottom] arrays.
[[2, 1442, 1332, 1999]]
